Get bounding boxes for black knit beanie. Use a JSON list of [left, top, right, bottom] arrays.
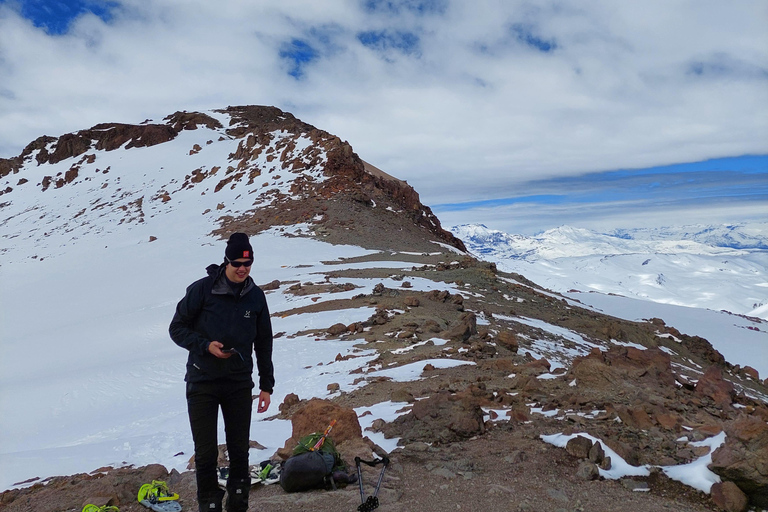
[[225, 232, 253, 261]]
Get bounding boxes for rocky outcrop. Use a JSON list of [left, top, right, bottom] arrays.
[[22, 112, 222, 166], [695, 366, 737, 408], [213, 106, 466, 251], [710, 481, 749, 512], [709, 415, 768, 507], [568, 346, 675, 391], [276, 398, 363, 460], [382, 389, 485, 444]]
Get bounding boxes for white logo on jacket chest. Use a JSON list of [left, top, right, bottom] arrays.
[[244, 311, 252, 319]]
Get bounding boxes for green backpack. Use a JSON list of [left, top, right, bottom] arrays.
[[293, 432, 343, 468]]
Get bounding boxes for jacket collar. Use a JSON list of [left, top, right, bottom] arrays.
[[208, 263, 255, 297]]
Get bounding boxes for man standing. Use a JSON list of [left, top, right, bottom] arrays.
[[170, 233, 274, 512]]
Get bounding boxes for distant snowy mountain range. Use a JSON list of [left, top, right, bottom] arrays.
[[451, 223, 768, 319]]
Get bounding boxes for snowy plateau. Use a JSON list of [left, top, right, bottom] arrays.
[[452, 223, 768, 320]]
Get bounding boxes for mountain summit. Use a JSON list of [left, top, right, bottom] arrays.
[[0, 105, 464, 262]]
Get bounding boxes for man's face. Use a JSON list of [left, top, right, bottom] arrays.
[[225, 258, 253, 283]]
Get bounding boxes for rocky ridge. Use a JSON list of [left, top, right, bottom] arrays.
[[1, 107, 767, 512], [0, 105, 464, 260]]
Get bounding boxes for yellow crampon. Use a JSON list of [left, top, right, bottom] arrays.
[[82, 505, 119, 512], [137, 480, 180, 503]]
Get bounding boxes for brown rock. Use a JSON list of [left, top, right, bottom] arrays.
[[279, 392, 300, 414], [443, 312, 477, 342], [496, 330, 518, 352], [711, 481, 749, 512], [695, 365, 736, 407], [575, 461, 599, 481], [404, 296, 420, 307], [383, 390, 485, 444], [426, 290, 451, 302], [569, 346, 675, 391], [391, 388, 415, 403], [261, 279, 281, 291], [655, 411, 683, 430], [521, 358, 551, 376], [327, 323, 348, 336], [277, 398, 363, 460], [506, 406, 530, 422], [615, 405, 655, 430], [588, 441, 605, 464], [710, 415, 768, 507], [742, 366, 759, 381], [566, 436, 593, 459]]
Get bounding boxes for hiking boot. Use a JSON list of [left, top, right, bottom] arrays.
[[198, 489, 225, 512], [225, 477, 250, 512]]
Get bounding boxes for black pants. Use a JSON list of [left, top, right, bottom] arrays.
[[186, 380, 253, 500]]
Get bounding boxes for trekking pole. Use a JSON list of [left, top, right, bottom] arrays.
[[354, 455, 390, 512], [310, 419, 336, 452]]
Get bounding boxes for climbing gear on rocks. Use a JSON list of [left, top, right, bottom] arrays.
[[355, 455, 389, 512], [137, 480, 182, 511], [82, 506, 119, 512]]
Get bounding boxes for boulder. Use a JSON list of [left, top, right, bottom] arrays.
[[382, 390, 485, 444], [519, 358, 550, 376], [711, 481, 749, 512], [261, 279, 281, 291], [615, 405, 655, 430], [568, 346, 675, 391], [575, 461, 599, 481], [588, 441, 606, 464], [443, 312, 477, 342], [695, 366, 736, 407], [496, 330, 518, 352], [403, 296, 420, 307], [742, 366, 759, 381], [276, 399, 363, 460], [709, 415, 768, 507], [391, 388, 415, 403], [279, 392, 300, 414], [566, 436, 593, 459], [327, 323, 348, 336]]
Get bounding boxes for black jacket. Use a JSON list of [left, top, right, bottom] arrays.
[[169, 264, 275, 393]]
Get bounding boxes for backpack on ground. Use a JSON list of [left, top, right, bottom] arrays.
[[279, 449, 337, 492], [279, 422, 350, 493]]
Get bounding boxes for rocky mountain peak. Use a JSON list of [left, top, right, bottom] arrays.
[[0, 105, 464, 258]]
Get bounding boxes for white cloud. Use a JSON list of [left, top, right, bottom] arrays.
[[0, 0, 766, 207]]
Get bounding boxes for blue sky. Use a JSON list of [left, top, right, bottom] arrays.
[[0, 0, 766, 234]]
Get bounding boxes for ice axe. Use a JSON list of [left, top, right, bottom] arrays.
[[309, 419, 336, 452]]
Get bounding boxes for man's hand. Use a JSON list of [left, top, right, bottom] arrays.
[[257, 390, 271, 413], [208, 341, 233, 359]]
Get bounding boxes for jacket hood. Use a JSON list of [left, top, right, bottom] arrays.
[[207, 263, 223, 277]]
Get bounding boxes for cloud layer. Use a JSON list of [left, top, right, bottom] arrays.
[[1, 0, 766, 228]]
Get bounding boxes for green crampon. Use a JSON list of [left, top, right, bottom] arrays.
[[82, 505, 119, 512], [137, 480, 180, 503]]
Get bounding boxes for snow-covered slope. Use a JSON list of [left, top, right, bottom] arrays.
[[1, 109, 766, 500], [0, 105, 451, 489], [452, 224, 768, 319]]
